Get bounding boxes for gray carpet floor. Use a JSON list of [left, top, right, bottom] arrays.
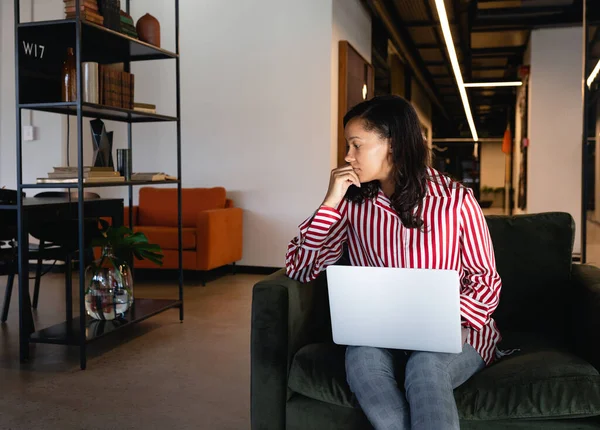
[[0, 272, 264, 430]]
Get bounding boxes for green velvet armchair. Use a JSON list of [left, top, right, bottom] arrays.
[[251, 212, 600, 429]]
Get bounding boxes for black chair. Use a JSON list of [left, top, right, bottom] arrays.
[[1, 191, 104, 322], [28, 191, 102, 309], [0, 211, 17, 322]]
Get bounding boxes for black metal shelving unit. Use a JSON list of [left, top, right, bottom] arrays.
[[13, 0, 184, 370]]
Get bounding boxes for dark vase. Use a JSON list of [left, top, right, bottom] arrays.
[[136, 13, 160, 47]]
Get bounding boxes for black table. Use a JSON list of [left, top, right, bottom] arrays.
[[0, 197, 124, 367]]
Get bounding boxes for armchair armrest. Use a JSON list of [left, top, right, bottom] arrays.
[[571, 264, 600, 370], [251, 270, 330, 430], [195, 207, 243, 270], [124, 206, 138, 228]]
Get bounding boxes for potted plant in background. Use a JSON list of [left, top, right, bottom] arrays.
[[480, 185, 495, 208], [85, 224, 163, 321]]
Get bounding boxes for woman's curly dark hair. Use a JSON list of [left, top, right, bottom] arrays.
[[343, 95, 430, 229]]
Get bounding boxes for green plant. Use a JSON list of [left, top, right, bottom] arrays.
[[85, 224, 162, 320], [92, 223, 163, 266], [481, 186, 505, 195]]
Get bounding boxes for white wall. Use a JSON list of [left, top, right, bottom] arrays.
[[126, 0, 335, 267], [0, 1, 3, 180], [481, 142, 505, 190], [0, 1, 373, 267], [527, 26, 583, 253], [1, 2, 14, 187], [0, 0, 66, 190], [331, 0, 371, 168]]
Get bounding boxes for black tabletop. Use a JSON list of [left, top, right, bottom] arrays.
[[0, 197, 123, 210]]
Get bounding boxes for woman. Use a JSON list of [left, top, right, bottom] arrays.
[[285, 95, 501, 430]]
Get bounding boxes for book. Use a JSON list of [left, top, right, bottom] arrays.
[[133, 102, 156, 114], [65, 7, 102, 16], [121, 24, 138, 38], [47, 171, 120, 179], [53, 166, 115, 172], [36, 176, 125, 184], [65, 11, 104, 24], [65, 5, 99, 13], [120, 15, 134, 25], [130, 172, 177, 182], [133, 107, 156, 114], [133, 102, 156, 113], [134, 102, 156, 110], [97, 0, 120, 31], [64, 0, 99, 10]]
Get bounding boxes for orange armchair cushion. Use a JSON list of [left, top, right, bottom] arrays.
[[138, 187, 227, 228]]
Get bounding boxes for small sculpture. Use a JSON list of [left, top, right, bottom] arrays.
[[90, 119, 114, 168], [136, 13, 160, 47]]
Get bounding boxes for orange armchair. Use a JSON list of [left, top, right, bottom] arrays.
[[125, 187, 243, 280]]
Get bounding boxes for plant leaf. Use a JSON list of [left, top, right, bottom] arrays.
[[92, 225, 164, 267]]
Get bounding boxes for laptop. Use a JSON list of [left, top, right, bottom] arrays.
[[325, 265, 462, 354]]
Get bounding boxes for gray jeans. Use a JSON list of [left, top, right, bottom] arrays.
[[345, 343, 485, 430]]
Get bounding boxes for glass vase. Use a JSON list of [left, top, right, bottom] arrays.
[[84, 245, 133, 320]]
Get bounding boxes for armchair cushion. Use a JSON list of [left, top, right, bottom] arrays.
[[455, 347, 600, 420], [288, 336, 600, 421], [288, 343, 354, 408]]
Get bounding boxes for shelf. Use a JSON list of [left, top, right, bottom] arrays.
[[18, 19, 178, 62], [30, 298, 182, 345], [21, 180, 180, 189], [19, 102, 177, 123], [14, 1, 183, 369]]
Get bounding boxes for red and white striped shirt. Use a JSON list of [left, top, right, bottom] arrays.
[[285, 167, 502, 365]]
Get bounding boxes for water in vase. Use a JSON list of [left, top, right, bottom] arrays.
[[85, 287, 131, 320], [84, 252, 133, 321]]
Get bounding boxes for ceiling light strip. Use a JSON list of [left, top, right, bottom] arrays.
[[587, 59, 600, 88], [434, 0, 478, 141], [464, 81, 523, 88]]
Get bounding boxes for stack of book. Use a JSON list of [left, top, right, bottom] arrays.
[[37, 166, 125, 184], [99, 65, 134, 109], [120, 10, 138, 38], [64, 0, 104, 25], [97, 0, 121, 31]]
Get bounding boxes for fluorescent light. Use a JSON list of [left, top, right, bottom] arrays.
[[434, 0, 478, 142], [587, 59, 600, 88], [464, 81, 523, 88]]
